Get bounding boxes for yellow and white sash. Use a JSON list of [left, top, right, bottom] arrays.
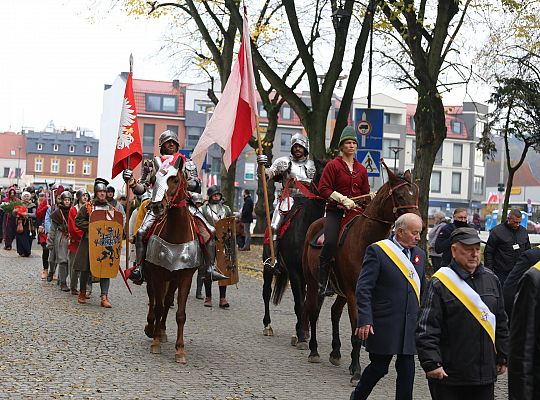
[[533, 261, 540, 272], [433, 267, 496, 347], [375, 239, 420, 303]]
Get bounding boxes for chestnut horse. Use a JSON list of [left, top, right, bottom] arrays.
[[302, 165, 419, 381], [143, 156, 202, 363], [262, 159, 327, 345]]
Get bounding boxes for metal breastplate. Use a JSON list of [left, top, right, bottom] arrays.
[[205, 203, 227, 226], [151, 156, 179, 203], [288, 159, 315, 184]]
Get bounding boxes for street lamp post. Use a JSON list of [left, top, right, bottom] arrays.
[[16, 145, 22, 186], [388, 146, 403, 174]]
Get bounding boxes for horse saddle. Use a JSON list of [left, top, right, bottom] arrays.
[[310, 208, 363, 248]]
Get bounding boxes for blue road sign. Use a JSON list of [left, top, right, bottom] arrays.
[[354, 108, 384, 151], [356, 150, 381, 177]]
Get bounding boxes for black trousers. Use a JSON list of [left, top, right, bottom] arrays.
[[352, 353, 415, 400], [320, 209, 344, 260], [428, 381, 494, 400]]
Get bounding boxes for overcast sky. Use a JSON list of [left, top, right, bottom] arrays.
[[0, 1, 489, 138]]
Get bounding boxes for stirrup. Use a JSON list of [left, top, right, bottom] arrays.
[[263, 257, 279, 274], [128, 266, 144, 285]]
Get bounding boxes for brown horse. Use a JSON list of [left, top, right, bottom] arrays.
[[143, 155, 201, 363], [302, 165, 420, 381]]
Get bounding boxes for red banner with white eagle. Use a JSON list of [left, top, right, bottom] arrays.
[[111, 71, 142, 179]]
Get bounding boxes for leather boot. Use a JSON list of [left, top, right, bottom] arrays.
[[78, 291, 86, 304], [318, 256, 335, 297], [100, 295, 112, 308], [203, 239, 228, 281]]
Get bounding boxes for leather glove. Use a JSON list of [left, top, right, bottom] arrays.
[[257, 154, 268, 165], [369, 192, 376, 200], [330, 191, 356, 210], [122, 169, 133, 182]]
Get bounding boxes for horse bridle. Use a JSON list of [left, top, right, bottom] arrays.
[[362, 180, 419, 225], [166, 173, 189, 209]]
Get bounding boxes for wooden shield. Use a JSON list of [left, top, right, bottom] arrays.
[[215, 216, 239, 287], [89, 209, 123, 279]]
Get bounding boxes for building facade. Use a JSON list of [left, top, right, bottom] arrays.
[[25, 129, 99, 190], [0, 132, 27, 188]]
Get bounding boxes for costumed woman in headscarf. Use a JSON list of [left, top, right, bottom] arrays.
[[15, 191, 36, 257], [2, 187, 19, 250]]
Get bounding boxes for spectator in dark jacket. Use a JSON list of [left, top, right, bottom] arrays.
[[417, 227, 509, 400], [239, 189, 253, 251], [428, 212, 447, 272], [484, 208, 531, 286], [503, 245, 540, 320], [434, 208, 470, 267], [508, 259, 540, 400]]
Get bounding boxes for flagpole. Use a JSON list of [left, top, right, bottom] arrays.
[[255, 117, 275, 265]]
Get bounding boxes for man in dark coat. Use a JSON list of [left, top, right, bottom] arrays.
[[352, 213, 426, 400], [503, 245, 540, 320], [417, 227, 508, 400], [508, 258, 540, 400], [434, 208, 470, 267], [484, 208, 531, 286], [239, 189, 253, 251]]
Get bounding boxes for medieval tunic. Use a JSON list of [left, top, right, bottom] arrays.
[[73, 200, 115, 273], [48, 206, 71, 265], [15, 201, 36, 257]]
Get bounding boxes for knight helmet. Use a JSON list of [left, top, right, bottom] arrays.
[[94, 178, 109, 193], [290, 133, 309, 156], [206, 185, 222, 202], [158, 130, 180, 154]]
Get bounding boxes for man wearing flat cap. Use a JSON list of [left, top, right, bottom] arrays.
[[416, 227, 509, 400]]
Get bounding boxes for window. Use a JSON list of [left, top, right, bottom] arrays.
[[3, 167, 9, 178], [194, 100, 214, 113], [434, 146, 443, 165], [281, 133, 292, 151], [69, 145, 75, 153], [384, 113, 391, 124], [37, 143, 43, 151], [451, 172, 461, 194], [473, 176, 484, 195], [35, 159, 43, 172], [258, 103, 267, 118], [53, 144, 59, 152], [185, 127, 203, 149], [411, 140, 416, 163], [475, 148, 484, 164], [51, 159, 59, 173], [431, 171, 441, 193], [452, 120, 462, 134], [10, 150, 16, 156], [82, 161, 91, 175], [281, 105, 292, 120], [67, 160, 75, 174], [244, 163, 255, 180], [15, 168, 21, 178], [85, 145, 91, 154], [143, 124, 155, 147], [166, 125, 179, 136], [146, 94, 177, 113], [382, 138, 400, 159], [410, 116, 416, 132], [453, 143, 463, 166]]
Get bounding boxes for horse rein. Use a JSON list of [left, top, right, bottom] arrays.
[[166, 173, 188, 209], [361, 180, 419, 226]]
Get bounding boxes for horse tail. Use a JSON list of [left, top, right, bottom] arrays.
[[271, 265, 289, 305]]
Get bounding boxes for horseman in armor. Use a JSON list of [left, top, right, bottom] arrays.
[[256, 133, 315, 256], [122, 129, 227, 284]]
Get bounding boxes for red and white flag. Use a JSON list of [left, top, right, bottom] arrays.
[[8, 168, 14, 179], [191, 10, 258, 171], [111, 71, 143, 179]]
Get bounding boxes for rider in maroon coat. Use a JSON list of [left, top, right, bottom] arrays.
[[318, 126, 370, 296]]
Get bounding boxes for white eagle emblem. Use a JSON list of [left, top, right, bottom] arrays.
[[116, 96, 136, 150], [408, 269, 415, 279], [480, 310, 489, 321]]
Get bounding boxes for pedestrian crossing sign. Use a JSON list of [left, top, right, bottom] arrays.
[[356, 150, 381, 177]]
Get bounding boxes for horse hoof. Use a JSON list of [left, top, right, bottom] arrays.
[[329, 356, 341, 366], [296, 341, 309, 350], [144, 325, 153, 339], [175, 354, 187, 364], [350, 373, 361, 387], [291, 335, 298, 346], [150, 345, 161, 354], [308, 354, 321, 363], [263, 326, 274, 336]]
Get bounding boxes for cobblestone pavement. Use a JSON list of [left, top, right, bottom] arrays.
[[0, 245, 507, 399]]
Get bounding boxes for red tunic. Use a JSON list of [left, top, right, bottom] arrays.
[[67, 206, 83, 254], [318, 156, 370, 210]]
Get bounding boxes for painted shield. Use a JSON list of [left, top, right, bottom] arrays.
[[89, 209, 123, 279], [215, 216, 239, 287]]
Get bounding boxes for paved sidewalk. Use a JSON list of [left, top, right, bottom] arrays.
[[0, 245, 507, 399]]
